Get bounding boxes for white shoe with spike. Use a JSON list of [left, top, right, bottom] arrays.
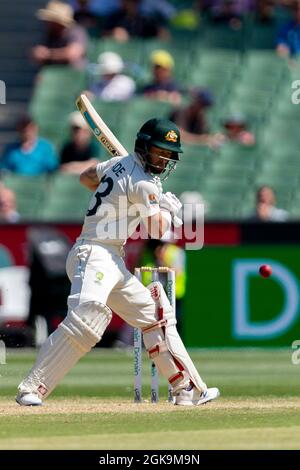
[[16, 392, 42, 406], [174, 386, 220, 406]]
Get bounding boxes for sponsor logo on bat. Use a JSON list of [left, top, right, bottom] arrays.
[[76, 99, 83, 112], [100, 136, 121, 156]]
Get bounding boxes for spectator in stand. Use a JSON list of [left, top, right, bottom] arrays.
[[221, 112, 256, 146], [88, 52, 136, 101], [252, 186, 289, 221], [68, 0, 102, 31], [69, 0, 120, 17], [205, 0, 255, 20], [141, 50, 182, 104], [170, 87, 220, 146], [32, 1, 88, 69], [60, 112, 100, 174], [256, 0, 276, 23], [0, 185, 20, 223], [141, 0, 176, 21], [276, 0, 300, 58], [0, 116, 59, 176], [103, 0, 169, 42], [199, 0, 287, 21], [70, 0, 176, 20]]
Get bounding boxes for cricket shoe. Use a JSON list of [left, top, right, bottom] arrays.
[[174, 386, 220, 406], [16, 392, 42, 406]]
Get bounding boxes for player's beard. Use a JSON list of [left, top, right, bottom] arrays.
[[148, 164, 164, 174], [135, 151, 176, 180]]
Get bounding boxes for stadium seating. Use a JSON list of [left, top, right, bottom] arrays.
[[41, 174, 90, 221], [29, 66, 87, 150], [117, 98, 174, 151], [0, 0, 44, 154], [2, 174, 47, 220], [88, 38, 144, 65], [2, 1, 300, 221]]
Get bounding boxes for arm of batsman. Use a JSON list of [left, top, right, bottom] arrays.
[[160, 192, 183, 226]]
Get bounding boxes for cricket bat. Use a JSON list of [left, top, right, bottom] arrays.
[[76, 94, 128, 157]]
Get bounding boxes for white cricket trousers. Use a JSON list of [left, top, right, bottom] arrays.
[[18, 239, 208, 398], [66, 240, 156, 328]]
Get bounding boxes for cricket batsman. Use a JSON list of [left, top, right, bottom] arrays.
[[16, 118, 220, 406]]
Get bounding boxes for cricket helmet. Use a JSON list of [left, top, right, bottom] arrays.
[[136, 118, 182, 154], [135, 118, 183, 179]]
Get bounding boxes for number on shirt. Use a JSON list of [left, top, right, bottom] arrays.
[[86, 174, 114, 216]]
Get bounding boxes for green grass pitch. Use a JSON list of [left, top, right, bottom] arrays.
[[0, 348, 299, 449]]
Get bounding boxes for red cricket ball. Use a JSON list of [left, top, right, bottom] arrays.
[[259, 264, 272, 278]]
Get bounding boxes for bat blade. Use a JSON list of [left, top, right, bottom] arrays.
[[76, 94, 128, 158]]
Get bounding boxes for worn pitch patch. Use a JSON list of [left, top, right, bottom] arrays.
[[1, 397, 300, 416]]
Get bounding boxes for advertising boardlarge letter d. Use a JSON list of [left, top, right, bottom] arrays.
[[233, 260, 300, 339]]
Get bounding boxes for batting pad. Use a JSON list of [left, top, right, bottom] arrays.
[[18, 302, 112, 399], [165, 324, 207, 393], [143, 282, 207, 394]]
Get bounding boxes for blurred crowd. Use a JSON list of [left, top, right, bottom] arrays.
[[1, 0, 299, 223], [27, 0, 300, 65]]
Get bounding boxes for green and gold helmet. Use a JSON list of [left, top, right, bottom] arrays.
[[136, 118, 183, 154], [135, 118, 183, 179]]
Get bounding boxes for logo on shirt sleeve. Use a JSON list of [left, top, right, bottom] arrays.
[[148, 194, 158, 205]]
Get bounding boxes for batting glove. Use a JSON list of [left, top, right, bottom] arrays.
[[160, 192, 183, 226]]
